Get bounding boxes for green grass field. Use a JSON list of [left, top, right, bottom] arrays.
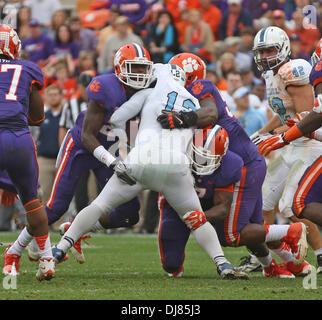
[[0, 231, 321, 301]]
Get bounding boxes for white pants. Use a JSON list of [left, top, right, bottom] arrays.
[[92, 147, 202, 218], [262, 143, 322, 218]]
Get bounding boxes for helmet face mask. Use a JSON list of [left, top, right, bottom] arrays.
[[188, 125, 229, 176], [114, 44, 153, 89]]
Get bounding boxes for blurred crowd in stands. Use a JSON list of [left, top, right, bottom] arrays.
[[0, 0, 321, 233]]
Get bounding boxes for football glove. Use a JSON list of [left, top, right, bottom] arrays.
[[156, 110, 198, 129], [257, 133, 289, 156], [1, 190, 17, 207], [250, 131, 273, 146], [110, 159, 136, 186]]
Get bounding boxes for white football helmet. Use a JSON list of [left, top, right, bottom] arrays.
[[168, 64, 186, 87], [253, 26, 290, 71]]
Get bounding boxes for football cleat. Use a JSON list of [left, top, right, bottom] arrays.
[[36, 258, 55, 281], [235, 255, 262, 273], [52, 246, 66, 264], [168, 265, 184, 278], [60, 221, 89, 264], [217, 262, 249, 280], [281, 222, 307, 265], [27, 246, 41, 262], [3, 245, 20, 275], [262, 259, 295, 279], [283, 260, 312, 277], [317, 254, 322, 274]]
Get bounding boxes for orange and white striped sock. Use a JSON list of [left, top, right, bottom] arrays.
[[264, 224, 289, 243], [34, 234, 53, 259]]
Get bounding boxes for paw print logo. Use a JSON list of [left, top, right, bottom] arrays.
[[191, 81, 204, 95], [182, 57, 199, 73], [89, 80, 101, 93]]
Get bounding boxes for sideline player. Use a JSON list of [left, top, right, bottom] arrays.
[[0, 25, 55, 281], [25, 43, 152, 264], [53, 63, 245, 279], [249, 26, 322, 269], [159, 125, 310, 278]]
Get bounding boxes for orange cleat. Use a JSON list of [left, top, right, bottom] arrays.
[[168, 265, 184, 278], [263, 259, 295, 279], [3, 245, 20, 275], [281, 222, 307, 265], [283, 260, 312, 277], [36, 258, 55, 281]]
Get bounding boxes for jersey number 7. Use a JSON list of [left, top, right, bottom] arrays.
[[0, 64, 22, 101]]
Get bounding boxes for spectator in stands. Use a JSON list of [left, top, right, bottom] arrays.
[[24, 0, 62, 28], [165, 0, 199, 23], [252, 78, 269, 116], [53, 24, 81, 62], [245, 0, 281, 20], [216, 52, 237, 80], [218, 0, 253, 40], [290, 9, 320, 55], [69, 14, 98, 53], [224, 36, 253, 73], [219, 70, 243, 113], [289, 33, 310, 61], [206, 68, 227, 91], [22, 19, 55, 66], [37, 85, 64, 209], [97, 7, 122, 55], [174, 7, 190, 48], [76, 50, 96, 76], [198, 0, 222, 40], [183, 9, 214, 64], [16, 6, 31, 41], [240, 66, 256, 91], [148, 10, 180, 63], [271, 9, 291, 33], [47, 9, 68, 39], [98, 16, 143, 72], [233, 86, 267, 136]]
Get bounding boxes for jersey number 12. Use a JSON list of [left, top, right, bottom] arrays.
[[165, 91, 197, 112]]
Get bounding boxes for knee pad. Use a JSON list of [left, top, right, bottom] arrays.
[[182, 210, 206, 230]]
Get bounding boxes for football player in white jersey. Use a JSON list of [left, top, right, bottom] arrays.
[[52, 63, 245, 279], [250, 26, 322, 271]]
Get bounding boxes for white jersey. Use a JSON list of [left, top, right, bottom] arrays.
[[111, 63, 200, 159], [263, 58, 320, 147]]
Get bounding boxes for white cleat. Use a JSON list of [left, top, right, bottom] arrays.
[[36, 258, 55, 281]]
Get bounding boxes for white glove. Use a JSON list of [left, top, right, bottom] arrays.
[[110, 159, 136, 186], [250, 131, 273, 146]]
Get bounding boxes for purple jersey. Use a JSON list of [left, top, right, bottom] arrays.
[[309, 60, 322, 89], [187, 80, 259, 165], [70, 73, 127, 151], [0, 58, 43, 134], [194, 150, 243, 208]]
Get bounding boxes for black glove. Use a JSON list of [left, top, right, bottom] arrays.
[[110, 159, 136, 185], [156, 110, 198, 129]]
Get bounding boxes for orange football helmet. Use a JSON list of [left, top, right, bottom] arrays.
[[0, 24, 21, 60], [188, 125, 229, 176], [169, 53, 206, 87], [311, 38, 322, 66], [114, 43, 153, 89]]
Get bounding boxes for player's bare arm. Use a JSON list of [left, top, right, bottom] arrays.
[[205, 189, 233, 221], [28, 84, 45, 126], [286, 84, 314, 113], [196, 96, 218, 128], [81, 99, 105, 153]]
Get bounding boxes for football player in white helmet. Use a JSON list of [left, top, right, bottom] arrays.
[[249, 26, 322, 272]]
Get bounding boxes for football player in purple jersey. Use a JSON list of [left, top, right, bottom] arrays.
[[0, 24, 55, 281], [22, 43, 153, 264], [159, 125, 311, 279]]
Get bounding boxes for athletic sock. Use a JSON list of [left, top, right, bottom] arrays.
[[314, 248, 322, 256], [34, 234, 53, 259], [271, 242, 294, 263], [192, 222, 228, 266], [7, 227, 33, 256], [265, 224, 289, 242], [256, 253, 273, 268]]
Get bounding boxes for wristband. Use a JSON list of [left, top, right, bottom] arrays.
[[283, 125, 303, 143], [93, 145, 116, 167]]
